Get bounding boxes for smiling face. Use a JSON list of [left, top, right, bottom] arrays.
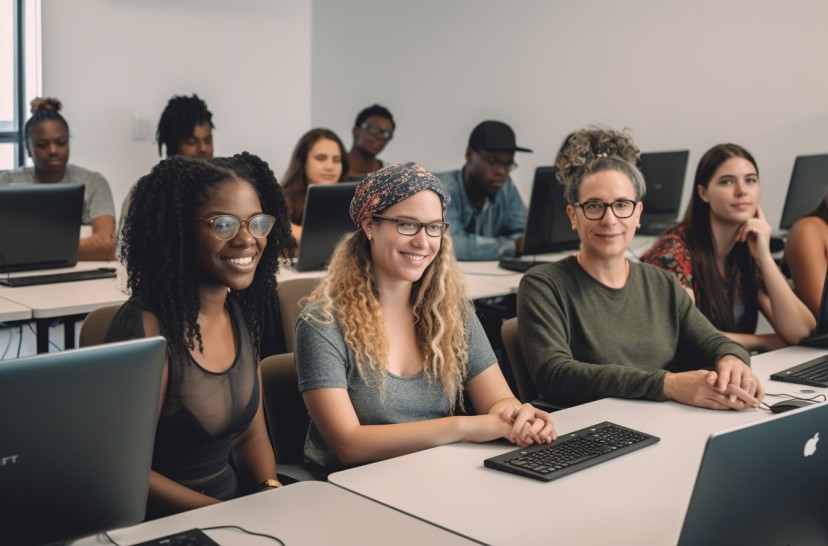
[[362, 190, 443, 288], [191, 178, 266, 292], [26, 119, 69, 181], [697, 157, 760, 226], [567, 169, 642, 262], [305, 137, 343, 185]]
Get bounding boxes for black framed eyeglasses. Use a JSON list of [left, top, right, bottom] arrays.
[[372, 214, 449, 237], [476, 151, 517, 172], [573, 199, 638, 220], [359, 122, 393, 140], [197, 213, 276, 240]]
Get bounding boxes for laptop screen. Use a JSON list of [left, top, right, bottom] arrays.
[[638, 150, 689, 226], [0, 183, 84, 273], [780, 154, 828, 231], [677, 402, 828, 545], [295, 182, 358, 271], [0, 337, 166, 545], [521, 166, 580, 256]]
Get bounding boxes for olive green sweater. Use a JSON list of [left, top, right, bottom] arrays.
[[517, 256, 751, 406]]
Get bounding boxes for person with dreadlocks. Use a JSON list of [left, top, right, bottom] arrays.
[[105, 152, 293, 518], [295, 162, 556, 473], [0, 97, 116, 260], [119, 94, 215, 234]]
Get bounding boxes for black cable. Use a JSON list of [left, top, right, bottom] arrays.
[[16, 323, 22, 357], [760, 392, 827, 411], [202, 525, 286, 545]]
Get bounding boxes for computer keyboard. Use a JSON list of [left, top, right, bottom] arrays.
[[498, 258, 552, 273], [0, 267, 117, 287], [770, 354, 828, 388], [484, 421, 660, 482], [132, 529, 220, 546]]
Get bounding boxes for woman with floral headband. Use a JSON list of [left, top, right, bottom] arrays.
[[295, 162, 556, 472]]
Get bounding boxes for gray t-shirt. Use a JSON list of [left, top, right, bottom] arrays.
[[295, 301, 497, 470], [0, 164, 115, 224]]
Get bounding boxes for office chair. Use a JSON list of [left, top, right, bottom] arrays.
[[260, 352, 325, 482], [500, 317, 562, 413], [78, 305, 122, 347], [277, 277, 321, 353]]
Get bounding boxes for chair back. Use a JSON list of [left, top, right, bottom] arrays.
[[277, 277, 321, 352], [260, 352, 309, 465], [501, 317, 539, 403], [79, 305, 122, 347]]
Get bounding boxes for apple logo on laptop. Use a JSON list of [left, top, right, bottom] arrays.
[[804, 432, 819, 457]]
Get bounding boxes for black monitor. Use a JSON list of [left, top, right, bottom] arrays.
[[0, 338, 166, 545], [637, 150, 689, 233], [521, 166, 580, 256], [0, 183, 84, 272], [779, 153, 828, 231], [295, 182, 358, 271]]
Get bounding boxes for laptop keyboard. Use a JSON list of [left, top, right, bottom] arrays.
[[0, 268, 117, 287], [771, 354, 828, 388], [484, 421, 660, 481]]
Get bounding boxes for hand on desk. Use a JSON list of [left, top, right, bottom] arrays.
[[466, 403, 556, 447], [664, 356, 764, 410]]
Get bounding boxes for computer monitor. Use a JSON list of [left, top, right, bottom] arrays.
[[779, 153, 828, 231], [0, 337, 166, 546], [637, 150, 689, 233], [677, 401, 828, 545], [294, 182, 358, 271], [0, 183, 84, 273], [521, 166, 580, 256]]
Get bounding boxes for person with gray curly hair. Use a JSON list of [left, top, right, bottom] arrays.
[[517, 127, 765, 411]]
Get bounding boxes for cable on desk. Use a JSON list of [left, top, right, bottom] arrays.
[[760, 392, 827, 411], [202, 525, 286, 545]]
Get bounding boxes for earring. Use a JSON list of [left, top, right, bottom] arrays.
[[636, 224, 641, 229], [571, 225, 577, 231], [367, 234, 372, 241]]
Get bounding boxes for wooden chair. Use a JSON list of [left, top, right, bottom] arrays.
[[78, 305, 122, 347], [277, 277, 321, 353], [501, 317, 563, 412]]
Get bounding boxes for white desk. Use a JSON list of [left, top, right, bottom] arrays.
[[0, 297, 31, 322], [70, 481, 477, 546], [329, 346, 828, 546], [0, 262, 128, 352]]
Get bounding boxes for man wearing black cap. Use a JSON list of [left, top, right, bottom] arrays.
[[437, 120, 531, 261]]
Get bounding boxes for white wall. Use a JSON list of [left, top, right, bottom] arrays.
[[40, 0, 311, 218], [311, 0, 828, 229]]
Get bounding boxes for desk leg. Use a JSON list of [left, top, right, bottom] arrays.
[[36, 318, 50, 354]]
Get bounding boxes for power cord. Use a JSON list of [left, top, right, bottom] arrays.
[[103, 524, 286, 545]]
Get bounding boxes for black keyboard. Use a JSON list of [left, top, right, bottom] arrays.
[[771, 354, 828, 388], [0, 267, 117, 287], [498, 258, 552, 273], [484, 421, 660, 482], [132, 529, 220, 546]]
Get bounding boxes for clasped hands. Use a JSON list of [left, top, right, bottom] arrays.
[[665, 355, 765, 410]]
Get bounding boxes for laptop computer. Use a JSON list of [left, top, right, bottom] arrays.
[[0, 183, 84, 272], [0, 337, 166, 546], [294, 182, 358, 272], [677, 401, 827, 545], [499, 166, 579, 272], [779, 153, 828, 232], [637, 150, 689, 235]]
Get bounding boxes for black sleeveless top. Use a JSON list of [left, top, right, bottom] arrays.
[[104, 297, 259, 502]]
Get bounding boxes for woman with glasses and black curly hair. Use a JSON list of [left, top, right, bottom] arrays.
[[518, 128, 764, 411], [105, 152, 293, 518]]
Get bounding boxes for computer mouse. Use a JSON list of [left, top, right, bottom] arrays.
[[768, 399, 816, 414]]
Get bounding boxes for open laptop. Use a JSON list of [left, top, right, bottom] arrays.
[[0, 337, 166, 546], [779, 153, 828, 232], [294, 182, 358, 272], [499, 166, 579, 272], [0, 183, 84, 272], [677, 401, 827, 545], [637, 150, 689, 235]]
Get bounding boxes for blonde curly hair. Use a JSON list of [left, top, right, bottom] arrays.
[[303, 228, 473, 409], [556, 127, 645, 203]]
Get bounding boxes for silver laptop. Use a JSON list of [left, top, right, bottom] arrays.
[[294, 182, 358, 271], [677, 401, 828, 545], [0, 183, 84, 272], [0, 337, 166, 545]]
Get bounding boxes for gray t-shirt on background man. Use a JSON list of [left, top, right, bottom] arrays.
[[295, 300, 498, 470], [0, 165, 115, 224]]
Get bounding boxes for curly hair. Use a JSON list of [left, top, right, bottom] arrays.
[[281, 128, 349, 225], [156, 94, 214, 157], [678, 143, 759, 333], [303, 228, 472, 409], [25, 97, 69, 139], [555, 127, 645, 203], [120, 152, 294, 359]]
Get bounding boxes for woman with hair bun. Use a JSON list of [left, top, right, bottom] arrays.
[[0, 97, 116, 260], [105, 152, 293, 518], [644, 144, 814, 351], [518, 127, 764, 410], [295, 162, 555, 472]]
